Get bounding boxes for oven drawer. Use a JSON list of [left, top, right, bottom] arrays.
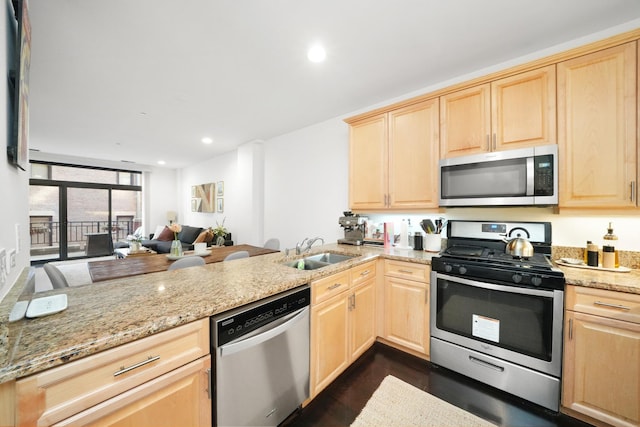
[[384, 260, 430, 283], [566, 285, 640, 324]]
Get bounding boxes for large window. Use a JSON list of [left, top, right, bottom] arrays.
[[29, 161, 143, 263]]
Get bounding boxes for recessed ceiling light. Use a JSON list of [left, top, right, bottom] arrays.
[[157, 160, 166, 165], [307, 44, 326, 63], [202, 137, 213, 144]]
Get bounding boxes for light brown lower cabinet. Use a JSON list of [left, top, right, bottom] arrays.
[[53, 356, 211, 427], [309, 261, 376, 399], [381, 260, 430, 357], [15, 318, 211, 427], [562, 285, 640, 427]]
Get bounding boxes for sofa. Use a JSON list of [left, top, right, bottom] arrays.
[[116, 225, 233, 254]]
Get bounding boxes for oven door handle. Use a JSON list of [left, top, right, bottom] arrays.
[[434, 273, 555, 297], [469, 355, 505, 372]]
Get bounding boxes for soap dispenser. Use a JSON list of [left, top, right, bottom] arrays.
[[602, 222, 619, 268]]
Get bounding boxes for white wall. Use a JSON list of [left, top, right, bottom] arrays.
[[263, 119, 349, 250], [143, 167, 178, 236], [179, 149, 239, 240], [0, 0, 30, 301]]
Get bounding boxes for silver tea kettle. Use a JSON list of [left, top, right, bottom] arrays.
[[504, 227, 534, 258]]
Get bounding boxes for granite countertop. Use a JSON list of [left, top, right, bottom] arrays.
[[0, 243, 638, 384], [0, 244, 436, 384]]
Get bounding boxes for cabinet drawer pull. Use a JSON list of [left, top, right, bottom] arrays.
[[398, 269, 413, 274], [327, 283, 342, 291], [114, 355, 160, 377], [594, 301, 631, 311], [360, 269, 370, 276]]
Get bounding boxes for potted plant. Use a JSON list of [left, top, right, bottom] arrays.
[[211, 218, 228, 246], [127, 230, 144, 252]]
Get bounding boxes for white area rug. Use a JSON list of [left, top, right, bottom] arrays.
[[351, 375, 496, 427]]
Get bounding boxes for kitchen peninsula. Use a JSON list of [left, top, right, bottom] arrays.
[[1, 243, 639, 426]]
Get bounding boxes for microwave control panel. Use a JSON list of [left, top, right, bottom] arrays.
[[534, 154, 554, 196]]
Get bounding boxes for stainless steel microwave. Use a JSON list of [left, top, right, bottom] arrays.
[[439, 144, 558, 207]]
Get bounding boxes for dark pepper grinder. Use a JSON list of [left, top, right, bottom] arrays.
[[413, 233, 423, 251]]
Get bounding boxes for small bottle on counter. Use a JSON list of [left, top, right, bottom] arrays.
[[586, 241, 599, 267], [603, 222, 619, 268], [602, 246, 616, 269]]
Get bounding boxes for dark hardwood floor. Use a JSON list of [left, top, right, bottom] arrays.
[[283, 343, 593, 427]]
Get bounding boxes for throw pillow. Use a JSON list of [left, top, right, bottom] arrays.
[[155, 226, 174, 241], [152, 225, 165, 239], [178, 225, 204, 244], [193, 230, 211, 243]]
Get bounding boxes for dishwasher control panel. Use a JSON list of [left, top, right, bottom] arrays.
[[214, 286, 310, 347]]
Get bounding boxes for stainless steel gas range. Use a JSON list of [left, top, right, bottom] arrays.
[[430, 220, 565, 412]]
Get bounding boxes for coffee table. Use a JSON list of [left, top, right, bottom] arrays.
[[114, 247, 157, 259]]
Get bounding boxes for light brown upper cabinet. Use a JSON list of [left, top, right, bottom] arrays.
[[557, 42, 637, 209], [349, 99, 439, 210], [349, 114, 387, 210], [440, 65, 556, 158]]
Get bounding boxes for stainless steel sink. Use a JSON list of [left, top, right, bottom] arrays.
[[282, 252, 357, 270]]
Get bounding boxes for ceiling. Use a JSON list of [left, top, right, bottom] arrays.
[[26, 0, 640, 169]]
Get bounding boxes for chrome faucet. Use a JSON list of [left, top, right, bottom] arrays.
[[295, 237, 324, 255]]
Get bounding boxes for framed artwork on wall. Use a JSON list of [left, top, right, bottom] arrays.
[[217, 198, 224, 213], [7, 0, 31, 171], [191, 182, 215, 212], [217, 181, 224, 196]]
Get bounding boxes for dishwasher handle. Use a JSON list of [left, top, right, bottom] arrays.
[[219, 306, 309, 357]]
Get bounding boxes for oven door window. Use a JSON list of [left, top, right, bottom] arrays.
[[436, 278, 554, 361]]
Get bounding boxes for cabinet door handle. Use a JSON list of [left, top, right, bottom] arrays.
[[594, 301, 631, 311], [114, 355, 160, 377], [568, 318, 573, 341], [631, 181, 636, 203], [207, 368, 212, 400], [492, 133, 496, 151], [327, 283, 342, 291], [351, 293, 356, 310]]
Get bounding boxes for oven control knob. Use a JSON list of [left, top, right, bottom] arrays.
[[458, 266, 467, 275], [444, 264, 453, 273], [512, 274, 522, 283], [531, 277, 542, 286]]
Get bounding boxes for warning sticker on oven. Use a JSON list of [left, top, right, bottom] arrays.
[[472, 314, 500, 343]]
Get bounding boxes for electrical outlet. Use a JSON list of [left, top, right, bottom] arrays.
[[15, 223, 20, 254], [8, 249, 16, 272], [0, 248, 6, 285]]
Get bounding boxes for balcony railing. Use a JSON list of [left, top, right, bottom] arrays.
[[30, 220, 137, 256]]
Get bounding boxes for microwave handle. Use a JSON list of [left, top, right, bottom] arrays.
[[526, 157, 535, 196]]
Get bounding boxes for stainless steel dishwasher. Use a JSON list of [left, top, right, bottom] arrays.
[[211, 285, 310, 427]]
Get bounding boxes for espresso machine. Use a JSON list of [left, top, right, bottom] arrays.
[[338, 211, 367, 245]]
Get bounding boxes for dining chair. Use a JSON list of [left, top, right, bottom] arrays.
[[224, 251, 249, 261], [43, 263, 70, 289], [167, 256, 206, 271], [263, 238, 280, 250]]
